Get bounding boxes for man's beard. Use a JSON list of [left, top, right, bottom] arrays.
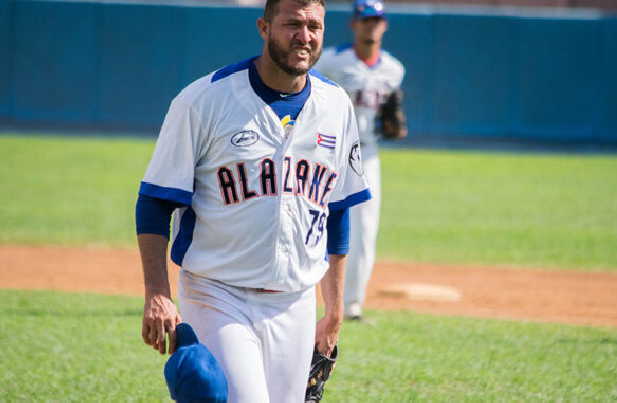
[[268, 35, 321, 77]]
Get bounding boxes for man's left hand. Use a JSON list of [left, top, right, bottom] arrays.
[[315, 314, 342, 357]]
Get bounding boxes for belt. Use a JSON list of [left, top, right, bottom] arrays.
[[252, 288, 283, 293]]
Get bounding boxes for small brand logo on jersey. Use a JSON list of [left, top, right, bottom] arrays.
[[231, 130, 260, 147], [349, 141, 364, 176], [316, 133, 336, 149]]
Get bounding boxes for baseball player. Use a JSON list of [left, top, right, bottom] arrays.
[[314, 0, 407, 320], [135, 0, 371, 402]]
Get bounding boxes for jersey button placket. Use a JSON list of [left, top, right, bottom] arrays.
[[284, 202, 294, 255], [274, 198, 292, 284]]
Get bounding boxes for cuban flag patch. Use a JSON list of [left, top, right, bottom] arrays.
[[317, 133, 336, 149]]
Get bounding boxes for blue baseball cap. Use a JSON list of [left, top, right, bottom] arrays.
[[353, 0, 385, 19], [164, 323, 228, 403]]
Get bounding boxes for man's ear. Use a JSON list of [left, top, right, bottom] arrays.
[[257, 17, 269, 41]]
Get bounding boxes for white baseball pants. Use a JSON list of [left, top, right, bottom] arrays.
[[344, 154, 381, 314], [178, 270, 316, 403]]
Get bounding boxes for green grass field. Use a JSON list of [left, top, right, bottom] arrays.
[[1, 290, 616, 402], [380, 149, 617, 270], [1, 134, 616, 270], [2, 133, 617, 402]]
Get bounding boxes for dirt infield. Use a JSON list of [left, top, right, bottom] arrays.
[[1, 245, 616, 327]]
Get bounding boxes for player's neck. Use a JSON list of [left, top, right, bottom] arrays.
[[254, 56, 307, 94], [353, 43, 381, 67]]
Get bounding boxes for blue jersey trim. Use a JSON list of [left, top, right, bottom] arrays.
[[309, 69, 339, 87], [171, 207, 197, 266], [326, 207, 350, 255], [211, 57, 256, 83], [139, 181, 193, 207], [248, 61, 311, 121], [335, 43, 352, 54], [328, 188, 372, 211]]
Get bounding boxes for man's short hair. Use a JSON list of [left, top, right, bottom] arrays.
[[264, 0, 326, 22]]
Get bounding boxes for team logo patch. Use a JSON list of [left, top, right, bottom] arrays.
[[281, 115, 294, 128], [231, 130, 260, 147], [281, 115, 295, 138], [349, 141, 364, 176], [317, 133, 336, 149]]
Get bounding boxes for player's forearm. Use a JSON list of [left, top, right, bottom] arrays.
[[320, 254, 347, 320], [138, 233, 172, 298]]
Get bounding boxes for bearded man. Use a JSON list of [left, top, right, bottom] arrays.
[[135, 0, 371, 401]]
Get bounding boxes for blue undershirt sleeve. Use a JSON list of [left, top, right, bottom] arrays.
[[326, 207, 350, 255], [135, 193, 178, 239]]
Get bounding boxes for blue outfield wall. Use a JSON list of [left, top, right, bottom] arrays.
[[0, 0, 12, 119], [1, 0, 616, 143]]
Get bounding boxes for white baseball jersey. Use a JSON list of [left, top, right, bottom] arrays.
[[141, 57, 371, 292], [314, 44, 405, 158]]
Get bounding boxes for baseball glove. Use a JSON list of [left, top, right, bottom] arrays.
[[305, 345, 338, 403], [377, 89, 408, 140]]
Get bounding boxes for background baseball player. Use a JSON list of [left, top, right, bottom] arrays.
[[135, 0, 370, 401], [314, 0, 407, 320]]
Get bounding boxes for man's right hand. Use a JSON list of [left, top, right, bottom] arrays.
[[142, 293, 182, 355]]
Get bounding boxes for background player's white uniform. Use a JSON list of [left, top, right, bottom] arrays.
[[140, 58, 370, 402], [315, 45, 405, 317]]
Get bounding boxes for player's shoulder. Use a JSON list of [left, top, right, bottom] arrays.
[[327, 43, 354, 56], [380, 50, 406, 77], [313, 44, 356, 84], [173, 57, 253, 108], [209, 57, 254, 86], [309, 69, 348, 100], [320, 43, 354, 62], [308, 70, 354, 119]]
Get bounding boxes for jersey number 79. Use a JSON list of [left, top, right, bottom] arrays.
[[305, 209, 327, 247]]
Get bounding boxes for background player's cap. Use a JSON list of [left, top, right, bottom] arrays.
[[164, 323, 228, 403], [353, 0, 385, 19]]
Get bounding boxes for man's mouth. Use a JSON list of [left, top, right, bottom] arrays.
[[291, 46, 311, 58]]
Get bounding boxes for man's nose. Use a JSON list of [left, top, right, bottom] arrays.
[[294, 26, 311, 44]]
